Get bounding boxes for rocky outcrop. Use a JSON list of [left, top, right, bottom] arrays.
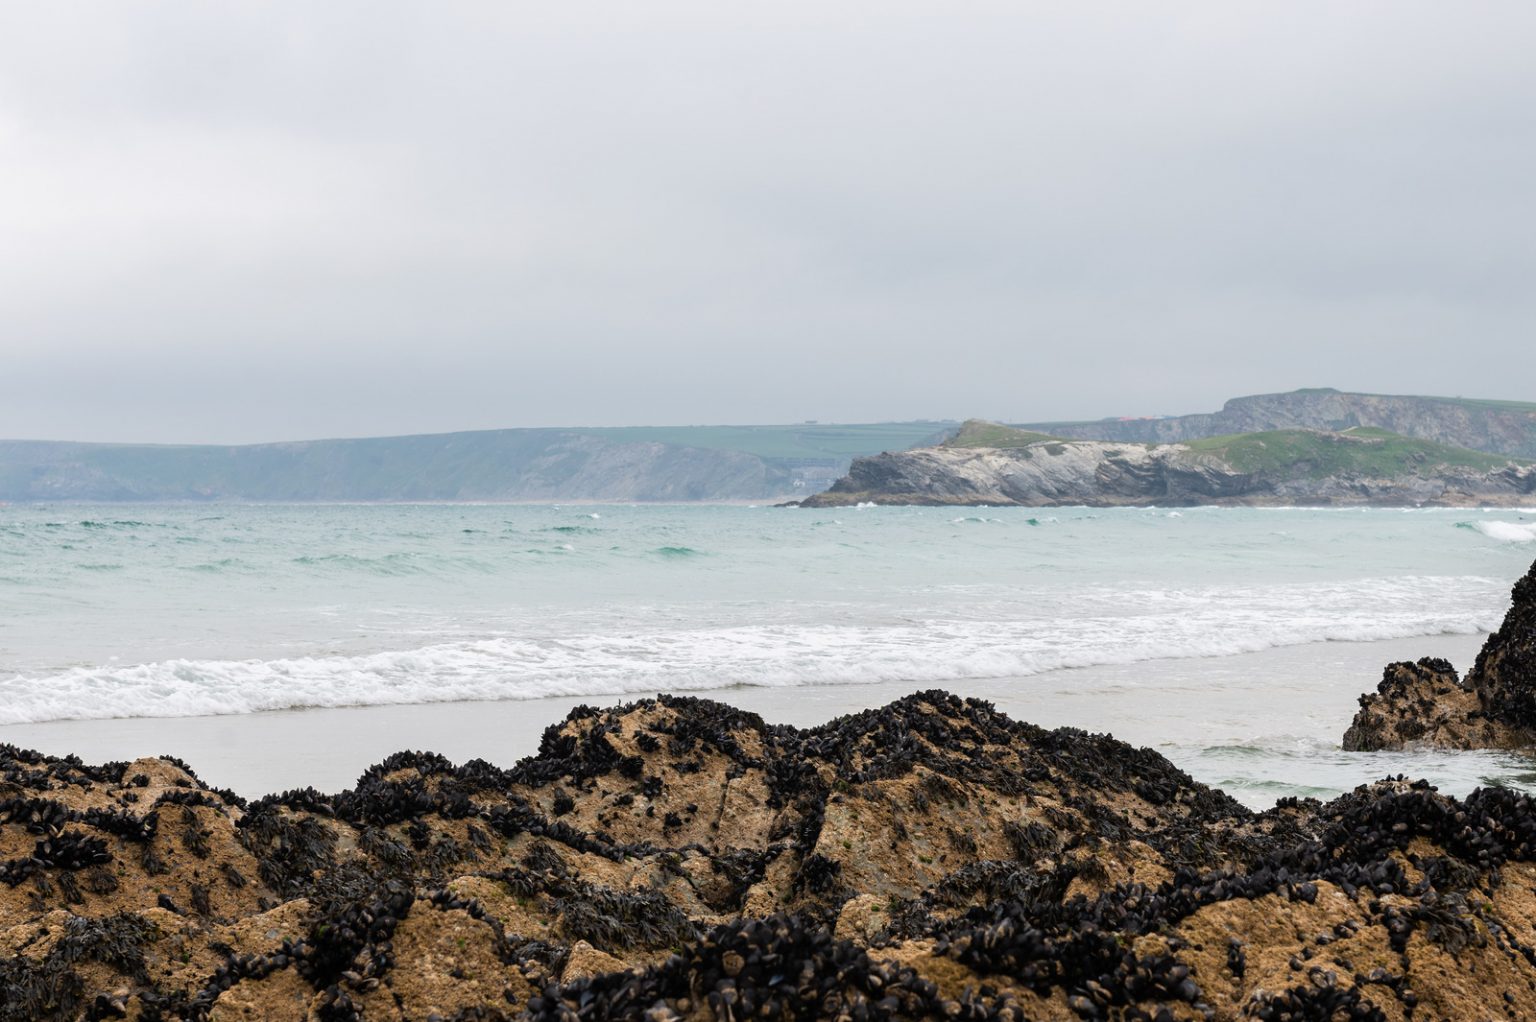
[[9, 691, 1536, 1019], [1339, 658, 1508, 751], [1467, 558, 1536, 729], [801, 428, 1535, 508], [1344, 559, 1536, 751], [1030, 388, 1536, 459]]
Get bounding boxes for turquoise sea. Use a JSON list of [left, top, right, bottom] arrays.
[[2, 503, 1534, 805]]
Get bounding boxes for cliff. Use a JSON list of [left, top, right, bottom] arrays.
[[1343, 556, 1536, 751], [800, 421, 1536, 508], [1027, 388, 1536, 460], [0, 422, 948, 503], [9, 691, 1536, 1020]]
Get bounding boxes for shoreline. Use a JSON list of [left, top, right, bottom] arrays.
[[0, 632, 1504, 805], [800, 494, 1536, 509], [7, 498, 1536, 508]]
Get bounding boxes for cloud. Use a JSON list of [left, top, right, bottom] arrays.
[[1, 2, 1533, 441]]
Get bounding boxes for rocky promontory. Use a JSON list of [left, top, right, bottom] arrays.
[[1344, 557, 1536, 751], [799, 421, 1535, 508], [1027, 388, 1536, 461], [9, 691, 1536, 1019]]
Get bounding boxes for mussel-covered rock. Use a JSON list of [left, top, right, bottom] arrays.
[[3, 689, 1536, 1018], [1344, 556, 1536, 750]]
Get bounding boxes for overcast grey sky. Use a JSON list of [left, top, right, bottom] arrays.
[[1, 2, 1532, 443]]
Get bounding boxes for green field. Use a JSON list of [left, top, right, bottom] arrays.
[[1420, 395, 1536, 413], [938, 420, 1526, 479], [1016, 389, 1536, 437], [941, 420, 1061, 449], [1185, 428, 1522, 478]]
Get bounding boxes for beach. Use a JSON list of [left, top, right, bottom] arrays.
[[4, 503, 1534, 810], [8, 6, 1535, 1014], [6, 504, 1536, 1020], [1, 632, 1512, 807]]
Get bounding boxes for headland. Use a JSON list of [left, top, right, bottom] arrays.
[[799, 421, 1536, 508]]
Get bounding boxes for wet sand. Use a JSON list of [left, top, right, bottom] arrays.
[[0, 633, 1508, 805]]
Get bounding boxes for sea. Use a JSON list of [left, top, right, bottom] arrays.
[[2, 502, 1535, 807]]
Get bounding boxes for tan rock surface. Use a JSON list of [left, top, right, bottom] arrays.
[[5, 691, 1536, 1020]]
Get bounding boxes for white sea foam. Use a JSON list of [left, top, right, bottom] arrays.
[[2, 503, 1529, 733], [0, 580, 1502, 725], [1472, 521, 1536, 543]]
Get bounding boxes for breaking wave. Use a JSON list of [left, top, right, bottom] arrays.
[[0, 580, 1503, 725], [1460, 520, 1536, 543]]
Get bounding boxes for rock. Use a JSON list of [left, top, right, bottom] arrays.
[[560, 940, 627, 983], [8, 690, 1536, 1019], [801, 422, 1535, 508], [1026, 387, 1536, 460], [832, 893, 888, 944], [1340, 658, 1503, 751], [1468, 557, 1536, 728], [1344, 558, 1536, 750]]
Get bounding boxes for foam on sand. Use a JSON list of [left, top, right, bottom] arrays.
[[0, 575, 1505, 725]]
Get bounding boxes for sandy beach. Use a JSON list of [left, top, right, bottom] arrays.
[[1, 632, 1503, 806]]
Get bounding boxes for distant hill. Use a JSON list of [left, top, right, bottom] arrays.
[[8, 388, 1533, 503], [1022, 388, 1536, 459], [801, 420, 1536, 507], [0, 422, 952, 503]]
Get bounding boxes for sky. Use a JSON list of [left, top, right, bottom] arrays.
[[1, 2, 1533, 444]]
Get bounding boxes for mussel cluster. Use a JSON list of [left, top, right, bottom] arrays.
[[1469, 559, 1536, 729], [1343, 556, 1536, 749], [525, 914, 944, 1022], [4, 686, 1536, 1019]]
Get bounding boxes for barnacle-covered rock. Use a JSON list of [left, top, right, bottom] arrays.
[[1344, 557, 1536, 749], [4, 690, 1536, 1019]]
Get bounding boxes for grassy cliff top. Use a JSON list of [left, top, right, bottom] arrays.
[[936, 421, 1524, 479], [942, 419, 1062, 449], [1185, 428, 1522, 477], [1313, 388, 1536, 414], [1016, 388, 1536, 434]]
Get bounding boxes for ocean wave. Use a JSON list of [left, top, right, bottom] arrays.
[[652, 546, 703, 558], [1460, 520, 1536, 543], [293, 553, 426, 575], [180, 558, 249, 573], [0, 598, 1501, 725]]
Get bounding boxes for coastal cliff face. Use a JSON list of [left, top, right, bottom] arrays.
[[0, 424, 951, 504], [9, 692, 1536, 1020], [804, 442, 1251, 507], [1032, 389, 1536, 460], [0, 435, 795, 503], [801, 426, 1536, 508], [1344, 558, 1536, 751]]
